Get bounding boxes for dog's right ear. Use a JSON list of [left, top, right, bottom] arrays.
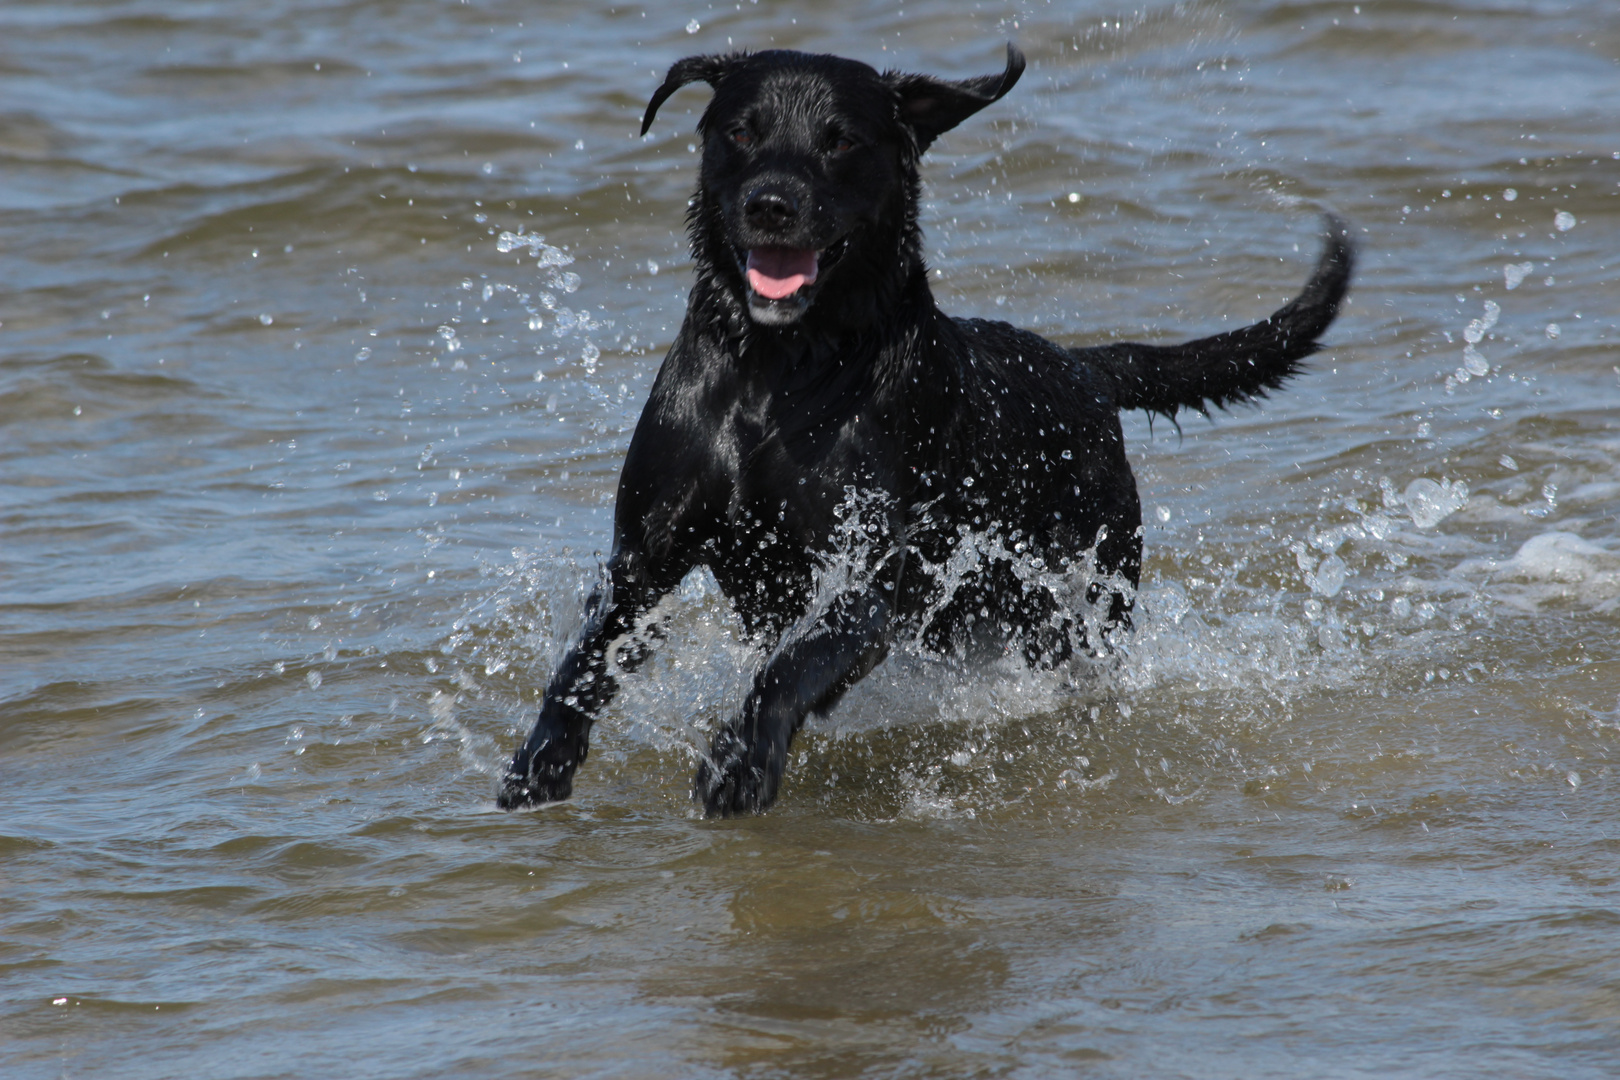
[[640, 54, 737, 136]]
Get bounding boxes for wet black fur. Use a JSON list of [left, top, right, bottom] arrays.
[[498, 44, 1353, 816]]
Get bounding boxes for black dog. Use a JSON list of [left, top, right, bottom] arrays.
[[498, 44, 1352, 816]]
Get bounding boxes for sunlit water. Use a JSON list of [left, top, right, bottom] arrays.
[[3, 2, 1618, 1077]]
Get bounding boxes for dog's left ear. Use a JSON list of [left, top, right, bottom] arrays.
[[886, 43, 1025, 153], [640, 54, 739, 136]]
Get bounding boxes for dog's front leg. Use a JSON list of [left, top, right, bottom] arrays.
[[696, 585, 895, 817], [498, 558, 662, 809]]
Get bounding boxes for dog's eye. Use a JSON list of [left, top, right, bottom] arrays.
[[729, 127, 754, 147], [831, 136, 857, 155]]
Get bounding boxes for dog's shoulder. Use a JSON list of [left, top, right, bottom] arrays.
[[614, 321, 740, 552], [639, 317, 741, 422]]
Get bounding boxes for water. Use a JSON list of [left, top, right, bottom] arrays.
[[3, 1, 1618, 1076]]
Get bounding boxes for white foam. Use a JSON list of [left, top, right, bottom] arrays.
[[1458, 532, 1620, 613]]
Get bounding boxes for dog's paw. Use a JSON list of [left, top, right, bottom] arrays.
[[694, 728, 784, 818], [496, 712, 586, 810], [496, 760, 574, 810]]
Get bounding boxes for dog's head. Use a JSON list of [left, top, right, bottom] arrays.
[[641, 45, 1024, 329]]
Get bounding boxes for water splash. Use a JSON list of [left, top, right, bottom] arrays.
[[1399, 477, 1469, 529], [431, 439, 1605, 814], [1451, 299, 1500, 385], [421, 440, 1620, 819], [485, 233, 602, 378]]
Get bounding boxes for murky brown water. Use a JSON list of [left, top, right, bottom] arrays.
[[4, 1, 1618, 1077]]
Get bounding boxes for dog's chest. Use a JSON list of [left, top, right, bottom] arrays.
[[701, 370, 903, 618]]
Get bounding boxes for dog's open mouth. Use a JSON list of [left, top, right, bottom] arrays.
[[746, 247, 819, 300], [739, 238, 850, 324]]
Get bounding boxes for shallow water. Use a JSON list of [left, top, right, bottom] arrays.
[[3, 1, 1618, 1077]]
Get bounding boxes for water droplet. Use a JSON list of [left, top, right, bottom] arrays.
[[686, 18, 701, 32], [1502, 187, 1517, 201], [1503, 261, 1532, 289], [1402, 477, 1468, 529], [1310, 554, 1347, 597], [258, 313, 273, 325], [1554, 210, 1576, 232], [1546, 323, 1561, 339], [306, 671, 322, 690], [1155, 505, 1171, 523], [647, 259, 660, 275]]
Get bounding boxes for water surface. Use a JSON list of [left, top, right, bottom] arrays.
[[3, 1, 1618, 1077]]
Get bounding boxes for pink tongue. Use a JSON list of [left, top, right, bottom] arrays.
[[746, 247, 819, 300]]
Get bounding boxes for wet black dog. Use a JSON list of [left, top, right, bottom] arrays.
[[499, 44, 1352, 816]]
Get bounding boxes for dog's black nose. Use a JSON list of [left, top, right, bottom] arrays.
[[744, 188, 799, 231]]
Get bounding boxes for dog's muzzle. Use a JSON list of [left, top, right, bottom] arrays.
[[737, 236, 850, 325]]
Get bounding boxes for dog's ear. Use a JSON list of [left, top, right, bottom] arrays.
[[886, 43, 1025, 153], [640, 54, 738, 136]]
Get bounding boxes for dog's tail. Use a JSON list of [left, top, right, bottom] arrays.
[[1074, 214, 1354, 419]]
